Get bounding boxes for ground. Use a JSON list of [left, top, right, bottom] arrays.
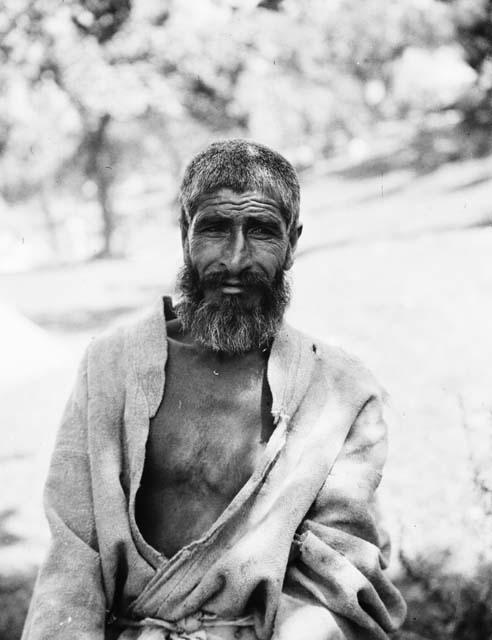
[[1, 150, 492, 640]]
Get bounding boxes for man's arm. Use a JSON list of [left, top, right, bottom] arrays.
[[274, 394, 407, 640], [22, 350, 107, 640]]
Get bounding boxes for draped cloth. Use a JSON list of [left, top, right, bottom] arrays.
[[22, 298, 406, 640]]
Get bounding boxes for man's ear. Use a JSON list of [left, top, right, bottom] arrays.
[[180, 222, 188, 247], [180, 214, 190, 256], [284, 223, 303, 270]]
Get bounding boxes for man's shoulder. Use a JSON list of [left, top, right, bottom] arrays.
[[318, 340, 378, 384], [289, 325, 384, 401], [86, 300, 165, 372]]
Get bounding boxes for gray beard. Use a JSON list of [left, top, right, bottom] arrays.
[[174, 266, 291, 355]]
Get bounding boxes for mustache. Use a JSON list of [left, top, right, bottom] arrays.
[[194, 268, 273, 291]]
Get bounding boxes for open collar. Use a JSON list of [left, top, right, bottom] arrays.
[[129, 296, 317, 424], [126, 297, 319, 609]]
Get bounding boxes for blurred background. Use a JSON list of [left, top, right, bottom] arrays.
[[1, 0, 491, 638]]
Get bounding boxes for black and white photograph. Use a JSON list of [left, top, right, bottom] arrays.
[[0, 1, 491, 639]]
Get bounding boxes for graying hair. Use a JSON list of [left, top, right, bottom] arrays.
[[179, 139, 300, 234]]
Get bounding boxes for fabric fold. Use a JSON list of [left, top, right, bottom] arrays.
[[22, 298, 406, 640]]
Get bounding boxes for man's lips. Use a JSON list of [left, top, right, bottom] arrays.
[[202, 275, 268, 296], [220, 281, 244, 294]]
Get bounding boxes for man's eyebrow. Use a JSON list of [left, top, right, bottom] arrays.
[[193, 211, 230, 224], [245, 213, 283, 228]]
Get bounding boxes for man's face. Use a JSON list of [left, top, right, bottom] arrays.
[[184, 188, 294, 306], [175, 189, 299, 354]]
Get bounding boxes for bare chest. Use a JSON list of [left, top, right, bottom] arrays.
[[144, 349, 274, 496], [135, 340, 274, 556]]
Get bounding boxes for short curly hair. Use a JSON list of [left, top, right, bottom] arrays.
[[179, 139, 300, 233]]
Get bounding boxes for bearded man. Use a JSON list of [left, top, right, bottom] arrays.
[[23, 140, 406, 640]]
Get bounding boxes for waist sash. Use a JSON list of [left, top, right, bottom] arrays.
[[115, 612, 256, 640]]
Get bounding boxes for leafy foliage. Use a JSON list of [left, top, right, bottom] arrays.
[[72, 0, 132, 43], [440, 0, 492, 153], [0, 0, 486, 260]]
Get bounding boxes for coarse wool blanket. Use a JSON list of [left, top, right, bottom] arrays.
[[22, 298, 406, 640]]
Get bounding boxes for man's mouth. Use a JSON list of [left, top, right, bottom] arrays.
[[220, 280, 244, 294], [201, 272, 269, 298]]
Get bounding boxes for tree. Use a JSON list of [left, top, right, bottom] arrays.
[[0, 0, 247, 258], [443, 0, 492, 154], [0, 0, 464, 263]]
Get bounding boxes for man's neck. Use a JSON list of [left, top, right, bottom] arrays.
[[165, 318, 270, 362]]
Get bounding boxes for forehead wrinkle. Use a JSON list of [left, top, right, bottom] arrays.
[[197, 204, 282, 218], [196, 190, 281, 209]]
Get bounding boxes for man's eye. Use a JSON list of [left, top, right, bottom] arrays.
[[202, 224, 225, 233], [249, 225, 270, 236]]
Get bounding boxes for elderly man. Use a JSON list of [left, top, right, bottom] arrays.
[[23, 140, 406, 640]]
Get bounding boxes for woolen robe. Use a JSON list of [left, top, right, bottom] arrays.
[[21, 298, 406, 640]]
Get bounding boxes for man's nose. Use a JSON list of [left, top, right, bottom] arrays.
[[222, 229, 252, 274]]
